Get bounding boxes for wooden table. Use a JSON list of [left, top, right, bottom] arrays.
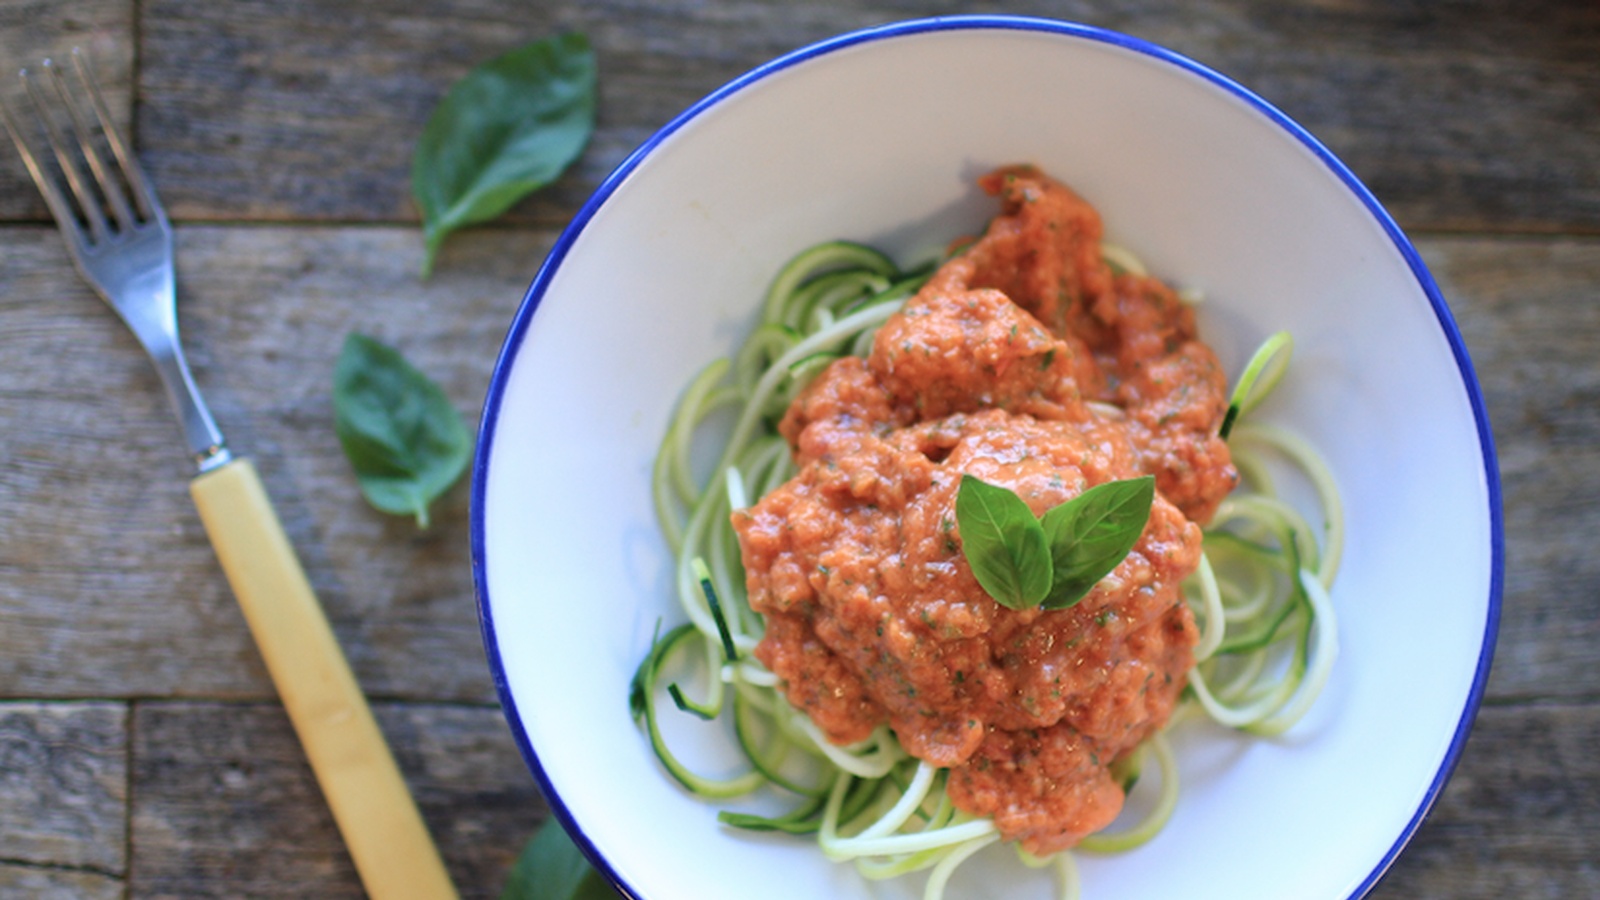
[[1, 2, 1595, 897]]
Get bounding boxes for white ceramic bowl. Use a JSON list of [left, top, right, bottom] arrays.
[[472, 16, 1501, 900]]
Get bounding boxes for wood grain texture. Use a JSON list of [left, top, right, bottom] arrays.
[[0, 865, 124, 900], [0, 0, 1596, 896], [0, 702, 126, 874], [1420, 236, 1600, 701], [0, 0, 134, 222], [134, 0, 1600, 232], [130, 701, 544, 900], [1370, 703, 1600, 899], [0, 225, 551, 701]]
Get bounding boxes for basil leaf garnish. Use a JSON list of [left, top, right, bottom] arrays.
[[1039, 475, 1155, 610], [500, 817, 619, 900], [955, 474, 1053, 610], [411, 32, 597, 276], [333, 333, 471, 529], [955, 474, 1155, 611]]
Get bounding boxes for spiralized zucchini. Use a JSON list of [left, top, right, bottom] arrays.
[[634, 239, 1340, 900]]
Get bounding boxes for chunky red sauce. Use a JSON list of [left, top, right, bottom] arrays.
[[732, 166, 1238, 854]]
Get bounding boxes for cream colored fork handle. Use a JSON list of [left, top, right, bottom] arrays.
[[191, 458, 458, 900]]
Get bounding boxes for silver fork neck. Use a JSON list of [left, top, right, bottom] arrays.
[[97, 259, 231, 475], [143, 334, 231, 474]]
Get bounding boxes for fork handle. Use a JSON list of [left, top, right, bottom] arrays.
[[190, 458, 458, 900]]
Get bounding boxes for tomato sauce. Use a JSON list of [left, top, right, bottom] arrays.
[[732, 166, 1237, 854]]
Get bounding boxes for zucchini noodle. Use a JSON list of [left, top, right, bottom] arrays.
[[633, 239, 1341, 898]]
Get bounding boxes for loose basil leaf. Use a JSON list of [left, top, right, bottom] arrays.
[[955, 474, 1052, 610], [1039, 475, 1155, 610], [412, 32, 597, 276], [501, 817, 620, 900], [333, 332, 471, 529]]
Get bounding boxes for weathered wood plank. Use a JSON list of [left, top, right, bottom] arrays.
[[0, 3, 1588, 897], [0, 0, 134, 221], [130, 0, 1600, 232], [6, 228, 1597, 704], [1419, 236, 1600, 701], [129, 701, 544, 899], [0, 702, 127, 874], [121, 703, 1600, 898], [1371, 702, 1600, 899], [0, 224, 551, 701], [1117, 0, 1600, 234], [0, 865, 124, 900]]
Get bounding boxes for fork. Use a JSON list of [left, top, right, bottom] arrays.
[[2, 50, 458, 900]]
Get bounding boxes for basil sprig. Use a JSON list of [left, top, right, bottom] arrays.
[[500, 816, 619, 900], [333, 333, 472, 529], [412, 32, 597, 276], [956, 474, 1155, 611]]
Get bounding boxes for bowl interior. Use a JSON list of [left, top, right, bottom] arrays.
[[475, 18, 1499, 900]]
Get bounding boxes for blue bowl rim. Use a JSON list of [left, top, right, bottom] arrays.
[[469, 13, 1504, 899]]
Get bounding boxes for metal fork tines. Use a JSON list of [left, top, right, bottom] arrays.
[[2, 49, 230, 472]]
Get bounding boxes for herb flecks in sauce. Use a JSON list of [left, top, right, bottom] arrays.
[[734, 166, 1234, 854], [954, 474, 1153, 612]]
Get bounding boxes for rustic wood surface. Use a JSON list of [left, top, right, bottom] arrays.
[[0, 1, 1595, 897]]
